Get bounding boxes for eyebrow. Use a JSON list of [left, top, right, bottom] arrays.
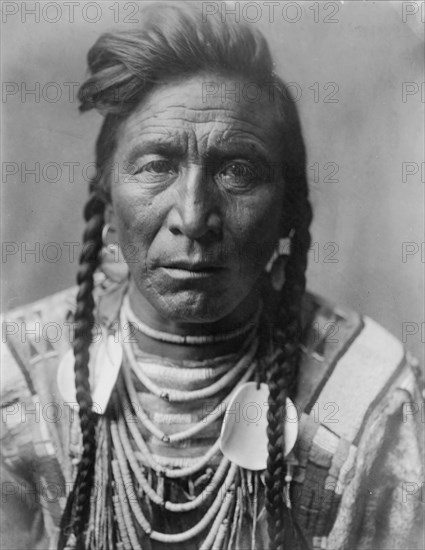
[[204, 143, 272, 167], [125, 142, 183, 163], [124, 135, 276, 168]]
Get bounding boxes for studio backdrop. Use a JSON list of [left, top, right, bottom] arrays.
[[2, 0, 424, 361]]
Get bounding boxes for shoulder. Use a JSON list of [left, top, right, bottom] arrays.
[[291, 292, 423, 544], [2, 284, 78, 399], [1, 286, 80, 471], [298, 291, 422, 443], [0, 279, 121, 490], [1, 272, 124, 400], [3, 284, 78, 355], [1, 275, 128, 455], [1, 273, 126, 388]]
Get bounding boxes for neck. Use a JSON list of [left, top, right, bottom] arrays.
[[126, 279, 261, 361]]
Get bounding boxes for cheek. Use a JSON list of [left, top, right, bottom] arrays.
[[111, 189, 156, 262], [230, 190, 283, 264]]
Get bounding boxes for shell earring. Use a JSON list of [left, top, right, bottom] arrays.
[[101, 223, 120, 253], [265, 237, 291, 292], [100, 223, 129, 282]]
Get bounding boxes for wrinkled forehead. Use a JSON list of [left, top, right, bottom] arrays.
[[116, 73, 283, 156]]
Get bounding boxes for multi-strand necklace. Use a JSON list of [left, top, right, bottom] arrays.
[[84, 297, 266, 550], [121, 294, 262, 346]]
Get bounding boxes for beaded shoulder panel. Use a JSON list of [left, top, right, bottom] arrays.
[[291, 293, 418, 547]]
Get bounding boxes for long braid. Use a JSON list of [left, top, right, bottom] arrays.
[[265, 218, 312, 550], [265, 80, 313, 550], [58, 189, 105, 549]]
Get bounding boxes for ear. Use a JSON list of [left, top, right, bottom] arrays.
[[280, 217, 292, 239], [279, 190, 294, 239], [104, 202, 116, 227]]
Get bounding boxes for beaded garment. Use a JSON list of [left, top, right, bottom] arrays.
[[1, 275, 424, 549]]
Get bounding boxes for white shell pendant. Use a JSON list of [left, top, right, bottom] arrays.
[[57, 334, 122, 414], [92, 335, 123, 414], [57, 347, 78, 404], [219, 382, 299, 471]]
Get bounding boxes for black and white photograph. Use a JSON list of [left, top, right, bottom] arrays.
[[1, 1, 424, 549]]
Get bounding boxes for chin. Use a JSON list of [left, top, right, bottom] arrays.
[[152, 289, 240, 324]]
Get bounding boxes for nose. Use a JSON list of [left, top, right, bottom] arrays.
[[167, 164, 222, 240]]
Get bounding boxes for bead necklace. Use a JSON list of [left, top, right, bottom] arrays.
[[84, 299, 265, 549], [121, 293, 261, 345], [131, 352, 238, 381], [113, 413, 232, 512], [111, 435, 238, 545], [105, 419, 263, 549], [120, 321, 258, 444], [121, 305, 258, 403], [127, 342, 254, 402], [104, 384, 242, 547], [117, 381, 224, 479], [122, 351, 258, 444], [119, 383, 223, 479], [86, 394, 263, 548]]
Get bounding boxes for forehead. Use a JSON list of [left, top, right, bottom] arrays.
[[116, 74, 282, 156]]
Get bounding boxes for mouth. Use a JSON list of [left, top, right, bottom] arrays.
[[160, 261, 225, 280]]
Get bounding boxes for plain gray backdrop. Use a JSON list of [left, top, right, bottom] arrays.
[[2, 1, 424, 362]]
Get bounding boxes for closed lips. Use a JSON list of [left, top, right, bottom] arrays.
[[161, 262, 223, 271]]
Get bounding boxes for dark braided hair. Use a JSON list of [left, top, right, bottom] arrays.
[[58, 119, 118, 549], [59, 3, 312, 549], [58, 188, 104, 549], [264, 96, 312, 548]]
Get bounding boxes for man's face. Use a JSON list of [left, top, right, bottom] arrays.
[[112, 73, 286, 324]]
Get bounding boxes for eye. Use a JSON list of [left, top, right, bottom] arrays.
[[216, 161, 259, 187], [136, 159, 176, 175]]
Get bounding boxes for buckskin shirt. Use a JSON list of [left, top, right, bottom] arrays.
[[1, 274, 424, 550]]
